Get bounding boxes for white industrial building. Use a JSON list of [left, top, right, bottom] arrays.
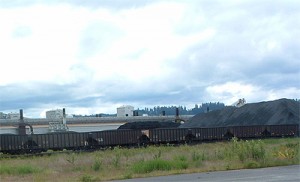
[[117, 105, 134, 117], [46, 109, 63, 119]]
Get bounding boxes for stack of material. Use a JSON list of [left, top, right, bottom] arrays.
[[118, 121, 180, 130], [180, 98, 300, 128]]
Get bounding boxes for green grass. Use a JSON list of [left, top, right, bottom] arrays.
[[132, 158, 188, 174], [0, 137, 299, 181], [92, 158, 102, 171], [0, 164, 41, 175]]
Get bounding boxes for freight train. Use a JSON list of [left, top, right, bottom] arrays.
[[0, 124, 299, 155]]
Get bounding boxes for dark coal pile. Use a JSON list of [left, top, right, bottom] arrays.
[[180, 98, 300, 128], [118, 121, 180, 130]]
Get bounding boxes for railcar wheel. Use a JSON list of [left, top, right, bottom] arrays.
[[224, 130, 234, 140], [185, 134, 196, 144], [261, 128, 271, 138], [138, 135, 150, 147], [23, 139, 38, 153], [86, 137, 99, 149]]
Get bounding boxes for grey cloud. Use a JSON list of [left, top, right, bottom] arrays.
[[0, 83, 110, 116]]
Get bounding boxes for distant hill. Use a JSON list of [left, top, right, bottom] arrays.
[[180, 98, 300, 128]]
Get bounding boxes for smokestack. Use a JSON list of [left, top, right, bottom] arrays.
[[20, 109, 24, 121], [176, 108, 179, 117], [62, 108, 66, 124], [18, 109, 26, 135]]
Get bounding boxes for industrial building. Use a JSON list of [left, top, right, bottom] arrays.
[[46, 109, 64, 119], [0, 112, 21, 119], [117, 105, 134, 117]]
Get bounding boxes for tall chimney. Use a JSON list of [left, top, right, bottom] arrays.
[[62, 108, 66, 124], [20, 109, 24, 121], [18, 109, 26, 135]]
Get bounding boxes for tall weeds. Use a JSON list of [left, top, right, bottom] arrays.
[[0, 164, 41, 175], [230, 137, 266, 162], [131, 158, 188, 174], [1, 138, 298, 181]]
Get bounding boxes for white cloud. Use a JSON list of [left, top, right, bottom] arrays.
[[0, 4, 85, 85], [266, 87, 300, 101], [206, 82, 258, 105], [1, 0, 299, 117]]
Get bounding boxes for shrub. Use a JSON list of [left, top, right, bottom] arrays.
[[244, 160, 260, 168], [274, 142, 299, 160], [174, 155, 187, 162], [65, 153, 77, 165], [191, 151, 205, 167], [153, 149, 162, 159], [113, 153, 121, 168], [173, 160, 189, 169], [0, 165, 41, 175], [131, 158, 188, 174], [191, 151, 201, 161], [80, 174, 97, 182], [132, 159, 172, 173], [92, 158, 102, 171], [230, 138, 266, 162], [123, 172, 133, 179]]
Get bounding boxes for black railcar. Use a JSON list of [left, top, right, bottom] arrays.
[[190, 127, 227, 141], [86, 129, 142, 148], [0, 124, 299, 155], [226, 125, 266, 139], [268, 124, 299, 137], [147, 128, 188, 144]]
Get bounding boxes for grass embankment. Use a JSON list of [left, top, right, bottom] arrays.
[[0, 137, 299, 182]]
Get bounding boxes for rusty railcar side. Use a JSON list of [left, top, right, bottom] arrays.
[[268, 124, 299, 137], [148, 128, 188, 144], [191, 127, 227, 141], [227, 125, 266, 138], [87, 129, 141, 147]]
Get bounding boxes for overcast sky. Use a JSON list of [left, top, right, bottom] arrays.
[[0, 0, 299, 118]]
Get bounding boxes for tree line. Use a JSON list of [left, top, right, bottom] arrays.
[[136, 102, 225, 116], [73, 102, 225, 117]]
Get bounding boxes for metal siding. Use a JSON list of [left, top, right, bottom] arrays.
[[19, 135, 24, 150], [40, 135, 44, 149], [7, 135, 11, 150], [50, 134, 54, 148], [64, 133, 68, 148], [0, 136, 2, 151], [8, 136, 12, 150], [110, 131, 115, 145], [8, 135, 12, 150], [61, 133, 65, 148], [71, 133, 75, 148], [43, 134, 47, 149], [78, 133, 82, 147], [33, 135, 39, 149], [149, 130, 154, 143]]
